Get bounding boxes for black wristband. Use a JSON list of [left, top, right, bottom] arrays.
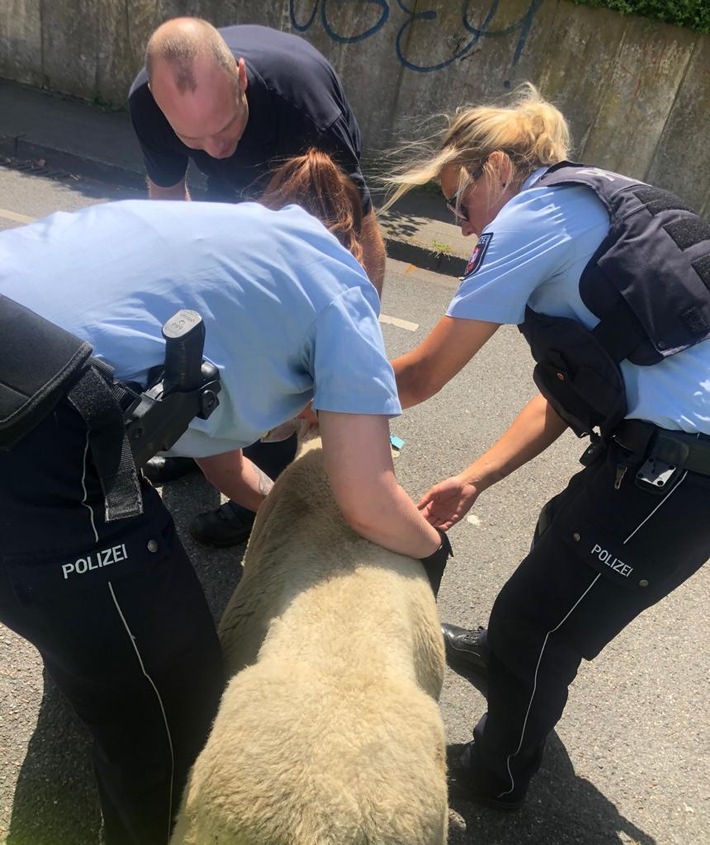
[[419, 528, 453, 564], [419, 529, 453, 597]]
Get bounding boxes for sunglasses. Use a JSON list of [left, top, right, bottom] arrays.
[[444, 164, 485, 223]]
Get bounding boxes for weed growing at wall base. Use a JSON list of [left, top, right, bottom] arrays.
[[571, 0, 710, 34], [430, 240, 452, 257]]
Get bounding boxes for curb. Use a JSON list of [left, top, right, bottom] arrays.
[[383, 236, 467, 277], [0, 140, 147, 191], [0, 127, 147, 190]]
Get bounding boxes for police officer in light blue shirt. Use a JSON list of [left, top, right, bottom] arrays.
[[445, 171, 709, 435], [1, 200, 395, 457], [385, 84, 710, 811], [0, 172, 446, 845]]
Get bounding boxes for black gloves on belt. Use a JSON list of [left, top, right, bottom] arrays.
[[419, 528, 453, 597]]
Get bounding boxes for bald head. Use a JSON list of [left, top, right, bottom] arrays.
[[146, 17, 236, 92], [145, 18, 249, 160]]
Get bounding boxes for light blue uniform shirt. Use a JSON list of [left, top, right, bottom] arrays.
[[0, 200, 400, 456], [448, 169, 710, 434]]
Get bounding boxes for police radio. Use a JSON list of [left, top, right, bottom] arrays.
[[123, 310, 221, 468]]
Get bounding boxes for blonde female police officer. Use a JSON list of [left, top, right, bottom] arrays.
[[386, 84, 710, 809], [0, 156, 449, 844]]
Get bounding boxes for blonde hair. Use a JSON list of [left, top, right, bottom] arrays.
[[383, 83, 571, 210], [260, 149, 364, 265]]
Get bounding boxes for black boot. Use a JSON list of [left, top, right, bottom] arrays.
[[189, 501, 255, 548], [143, 456, 201, 485], [447, 742, 527, 810], [188, 433, 298, 549], [441, 623, 488, 676]]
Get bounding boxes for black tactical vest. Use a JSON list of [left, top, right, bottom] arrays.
[[519, 162, 710, 438]]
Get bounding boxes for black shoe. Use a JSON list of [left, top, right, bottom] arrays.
[[189, 501, 256, 548], [143, 456, 201, 485], [447, 742, 526, 811], [441, 623, 488, 676]]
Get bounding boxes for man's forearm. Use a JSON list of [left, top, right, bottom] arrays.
[[360, 209, 386, 297], [195, 451, 273, 512], [147, 177, 190, 200]]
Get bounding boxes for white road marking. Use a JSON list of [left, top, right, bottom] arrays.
[[380, 313, 418, 332], [0, 207, 35, 224]]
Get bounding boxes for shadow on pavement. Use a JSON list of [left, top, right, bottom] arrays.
[[7, 671, 100, 845], [0, 157, 143, 206], [7, 705, 656, 845], [444, 666, 654, 844], [448, 730, 655, 844]]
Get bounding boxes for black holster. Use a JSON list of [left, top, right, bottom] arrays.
[[0, 297, 220, 521]]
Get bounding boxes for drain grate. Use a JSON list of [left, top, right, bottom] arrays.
[[1, 156, 75, 181]]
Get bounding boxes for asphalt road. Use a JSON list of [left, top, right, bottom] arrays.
[[0, 164, 707, 845]]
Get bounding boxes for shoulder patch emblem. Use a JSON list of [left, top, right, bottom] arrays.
[[464, 233, 493, 277]]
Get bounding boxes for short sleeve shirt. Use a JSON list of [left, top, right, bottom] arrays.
[[128, 25, 371, 212], [0, 200, 398, 456], [447, 170, 710, 434]]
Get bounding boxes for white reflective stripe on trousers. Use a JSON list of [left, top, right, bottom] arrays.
[[80, 429, 99, 545], [500, 471, 688, 799], [108, 582, 175, 844]]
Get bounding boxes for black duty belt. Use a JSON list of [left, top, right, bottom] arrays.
[[612, 419, 710, 476]]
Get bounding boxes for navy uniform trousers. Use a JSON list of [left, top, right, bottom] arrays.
[[472, 437, 710, 803], [0, 401, 224, 844]]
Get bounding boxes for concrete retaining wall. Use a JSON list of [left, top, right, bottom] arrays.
[[1, 0, 708, 213]]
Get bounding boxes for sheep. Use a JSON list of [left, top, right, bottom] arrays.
[[171, 437, 448, 845]]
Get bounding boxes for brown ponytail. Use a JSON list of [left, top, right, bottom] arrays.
[[260, 149, 364, 265]]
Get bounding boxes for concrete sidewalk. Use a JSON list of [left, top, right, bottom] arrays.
[[0, 79, 471, 276]]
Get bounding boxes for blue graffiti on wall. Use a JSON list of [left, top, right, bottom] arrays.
[[291, 0, 390, 43], [289, 0, 544, 72]]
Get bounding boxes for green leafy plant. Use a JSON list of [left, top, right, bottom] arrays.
[[430, 240, 452, 257], [570, 0, 710, 33]]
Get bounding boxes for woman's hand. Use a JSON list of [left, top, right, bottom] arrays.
[[417, 393, 568, 530], [417, 475, 480, 530]]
